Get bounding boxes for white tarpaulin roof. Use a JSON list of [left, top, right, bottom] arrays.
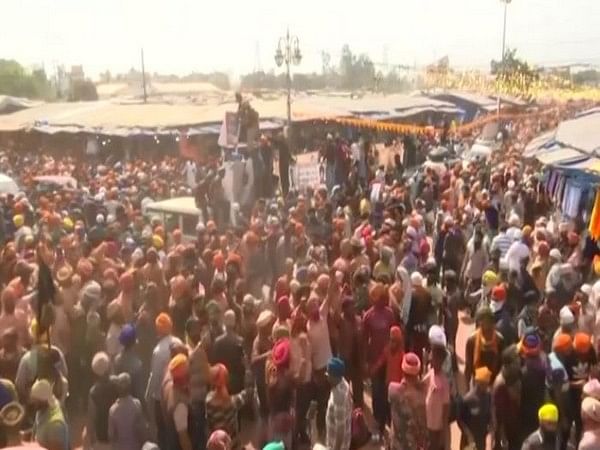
[[0, 94, 459, 136], [0, 95, 43, 114], [527, 109, 600, 176], [554, 109, 600, 155]]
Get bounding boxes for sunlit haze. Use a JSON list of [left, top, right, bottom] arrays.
[[1, 0, 600, 78]]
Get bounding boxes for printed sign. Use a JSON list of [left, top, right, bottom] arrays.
[[218, 112, 239, 148]]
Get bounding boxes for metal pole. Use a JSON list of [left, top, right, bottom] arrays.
[[286, 30, 292, 128], [287, 60, 292, 127], [497, 0, 508, 115], [141, 48, 147, 104]]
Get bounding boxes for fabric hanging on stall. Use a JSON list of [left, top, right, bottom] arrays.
[[588, 189, 600, 240], [546, 170, 560, 197], [562, 182, 583, 218], [555, 176, 567, 206]]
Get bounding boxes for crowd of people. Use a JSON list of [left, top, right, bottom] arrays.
[[0, 100, 599, 450]]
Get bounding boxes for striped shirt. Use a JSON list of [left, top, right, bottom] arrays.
[[326, 378, 352, 450], [491, 232, 512, 258]]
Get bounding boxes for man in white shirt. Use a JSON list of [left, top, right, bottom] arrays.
[[505, 231, 530, 273], [505, 214, 521, 242], [307, 275, 333, 438], [182, 160, 197, 189]]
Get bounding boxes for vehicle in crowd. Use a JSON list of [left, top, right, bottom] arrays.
[[461, 121, 502, 164], [145, 196, 202, 241], [406, 146, 461, 199]]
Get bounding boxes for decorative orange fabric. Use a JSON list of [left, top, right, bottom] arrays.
[[589, 190, 600, 240]]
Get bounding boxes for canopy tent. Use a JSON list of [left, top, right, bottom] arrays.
[[553, 108, 600, 155], [527, 108, 600, 178], [0, 93, 460, 137], [0, 98, 347, 134], [523, 130, 556, 158], [0, 95, 42, 115]]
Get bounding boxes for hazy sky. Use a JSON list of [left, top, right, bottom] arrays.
[[1, 0, 599, 79]]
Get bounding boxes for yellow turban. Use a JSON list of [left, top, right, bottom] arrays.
[[482, 270, 498, 286], [359, 198, 371, 216], [63, 217, 74, 231], [152, 234, 164, 249], [13, 215, 24, 228], [538, 403, 559, 423]]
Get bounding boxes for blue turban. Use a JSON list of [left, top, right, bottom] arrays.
[[119, 324, 136, 346], [327, 357, 345, 378], [295, 266, 308, 284]]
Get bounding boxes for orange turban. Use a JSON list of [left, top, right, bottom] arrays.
[[369, 282, 386, 303], [119, 271, 135, 292], [76, 258, 94, 278], [212, 252, 225, 271], [574, 332, 592, 354], [155, 313, 173, 336], [553, 333, 572, 353]]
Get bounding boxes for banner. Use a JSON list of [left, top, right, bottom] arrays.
[[218, 112, 239, 148], [290, 159, 323, 190]]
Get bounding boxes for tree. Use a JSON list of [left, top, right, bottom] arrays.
[[240, 70, 286, 90], [0, 59, 53, 99], [293, 73, 328, 91], [69, 79, 98, 101], [573, 69, 600, 86], [491, 48, 538, 90], [321, 51, 332, 75], [339, 45, 376, 90]]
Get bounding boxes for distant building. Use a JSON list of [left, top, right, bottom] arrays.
[[70, 65, 85, 81]]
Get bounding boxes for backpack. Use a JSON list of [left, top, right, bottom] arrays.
[[350, 407, 371, 449]]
